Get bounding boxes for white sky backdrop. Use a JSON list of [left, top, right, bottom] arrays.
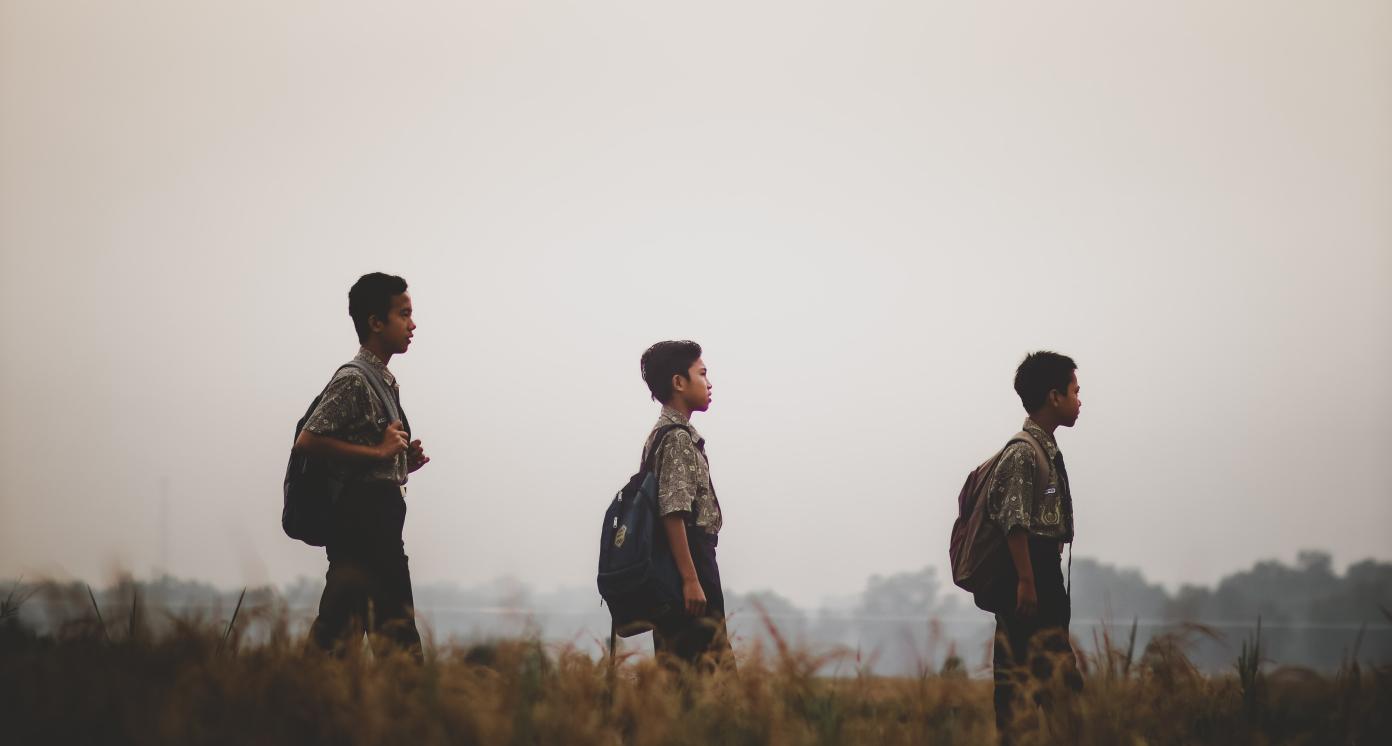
[[2, 0, 1389, 608]]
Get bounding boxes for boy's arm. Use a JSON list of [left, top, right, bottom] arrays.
[[662, 514, 706, 616], [1006, 528, 1037, 617], [294, 422, 408, 462], [653, 430, 706, 616], [989, 442, 1040, 616], [293, 371, 408, 463]]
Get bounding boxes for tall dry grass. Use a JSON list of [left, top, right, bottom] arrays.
[[0, 580, 1388, 745]]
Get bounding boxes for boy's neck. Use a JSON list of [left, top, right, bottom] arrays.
[[1029, 409, 1061, 435], [665, 399, 694, 421], [362, 339, 394, 366]]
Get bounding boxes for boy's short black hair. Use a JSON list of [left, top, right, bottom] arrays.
[[348, 272, 408, 344], [1014, 351, 1077, 413], [641, 340, 703, 403]]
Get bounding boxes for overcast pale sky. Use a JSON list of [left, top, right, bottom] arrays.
[[2, 0, 1389, 608]]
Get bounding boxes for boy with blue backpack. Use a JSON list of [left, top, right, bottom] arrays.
[[288, 272, 430, 660], [596, 341, 731, 669], [639, 341, 729, 667]]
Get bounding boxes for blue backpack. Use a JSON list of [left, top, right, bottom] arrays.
[[282, 360, 404, 547], [596, 424, 689, 637]]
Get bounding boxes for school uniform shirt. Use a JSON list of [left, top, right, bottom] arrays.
[[643, 406, 722, 535], [303, 347, 409, 486], [985, 418, 1074, 543]]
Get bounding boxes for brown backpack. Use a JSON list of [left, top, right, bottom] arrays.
[[948, 431, 1051, 610]]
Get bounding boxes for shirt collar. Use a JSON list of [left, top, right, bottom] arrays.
[[657, 405, 703, 444], [1022, 417, 1060, 461], [354, 346, 397, 388]]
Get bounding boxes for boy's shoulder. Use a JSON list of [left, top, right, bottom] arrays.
[[319, 364, 386, 412], [659, 425, 696, 447], [647, 420, 693, 443], [329, 363, 367, 381], [997, 436, 1048, 483], [325, 364, 371, 390], [643, 421, 697, 462], [1001, 439, 1037, 461]]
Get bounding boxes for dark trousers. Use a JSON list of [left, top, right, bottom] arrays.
[[653, 529, 732, 670], [308, 482, 422, 661], [992, 537, 1082, 744]]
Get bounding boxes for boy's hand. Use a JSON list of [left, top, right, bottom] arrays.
[[682, 578, 707, 616], [407, 439, 430, 472], [377, 421, 409, 460], [1015, 578, 1038, 618]]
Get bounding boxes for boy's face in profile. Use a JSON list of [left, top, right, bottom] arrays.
[[1054, 372, 1081, 427], [674, 357, 713, 413], [371, 292, 415, 355]]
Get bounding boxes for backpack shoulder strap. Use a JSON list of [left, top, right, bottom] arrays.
[[641, 424, 692, 475], [1009, 430, 1053, 504], [305, 362, 361, 413], [342, 360, 401, 425], [641, 423, 695, 524], [295, 363, 367, 438]]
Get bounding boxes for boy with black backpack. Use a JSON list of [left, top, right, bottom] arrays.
[[291, 272, 429, 660], [636, 340, 731, 669], [978, 351, 1085, 742]]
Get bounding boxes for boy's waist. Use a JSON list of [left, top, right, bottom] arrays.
[[687, 525, 717, 548], [343, 480, 408, 499], [1026, 535, 1066, 569]]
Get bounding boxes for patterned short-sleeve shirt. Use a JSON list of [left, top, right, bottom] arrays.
[[985, 418, 1074, 542], [643, 406, 722, 535], [303, 347, 409, 486]]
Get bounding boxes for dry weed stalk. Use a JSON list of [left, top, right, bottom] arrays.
[[0, 581, 1387, 745]]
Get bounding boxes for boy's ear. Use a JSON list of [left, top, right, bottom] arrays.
[[671, 373, 685, 392]]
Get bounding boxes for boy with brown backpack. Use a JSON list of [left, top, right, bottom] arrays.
[[949, 351, 1084, 743]]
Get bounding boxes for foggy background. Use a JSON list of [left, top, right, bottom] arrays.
[[2, 0, 1390, 646]]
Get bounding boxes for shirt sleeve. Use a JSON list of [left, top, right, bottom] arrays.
[[304, 371, 372, 439], [987, 442, 1037, 535], [655, 429, 702, 518]]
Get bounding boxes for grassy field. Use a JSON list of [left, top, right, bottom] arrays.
[[1, 584, 1388, 745]]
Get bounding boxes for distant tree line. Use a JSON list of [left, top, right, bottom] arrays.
[[5, 550, 1389, 673], [723, 550, 1392, 673]]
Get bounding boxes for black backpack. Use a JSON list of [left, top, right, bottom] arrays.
[[596, 424, 689, 637], [282, 360, 404, 547]]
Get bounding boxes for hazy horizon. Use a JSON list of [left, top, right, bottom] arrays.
[[3, 1, 1390, 610], [5, 544, 1382, 609]]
